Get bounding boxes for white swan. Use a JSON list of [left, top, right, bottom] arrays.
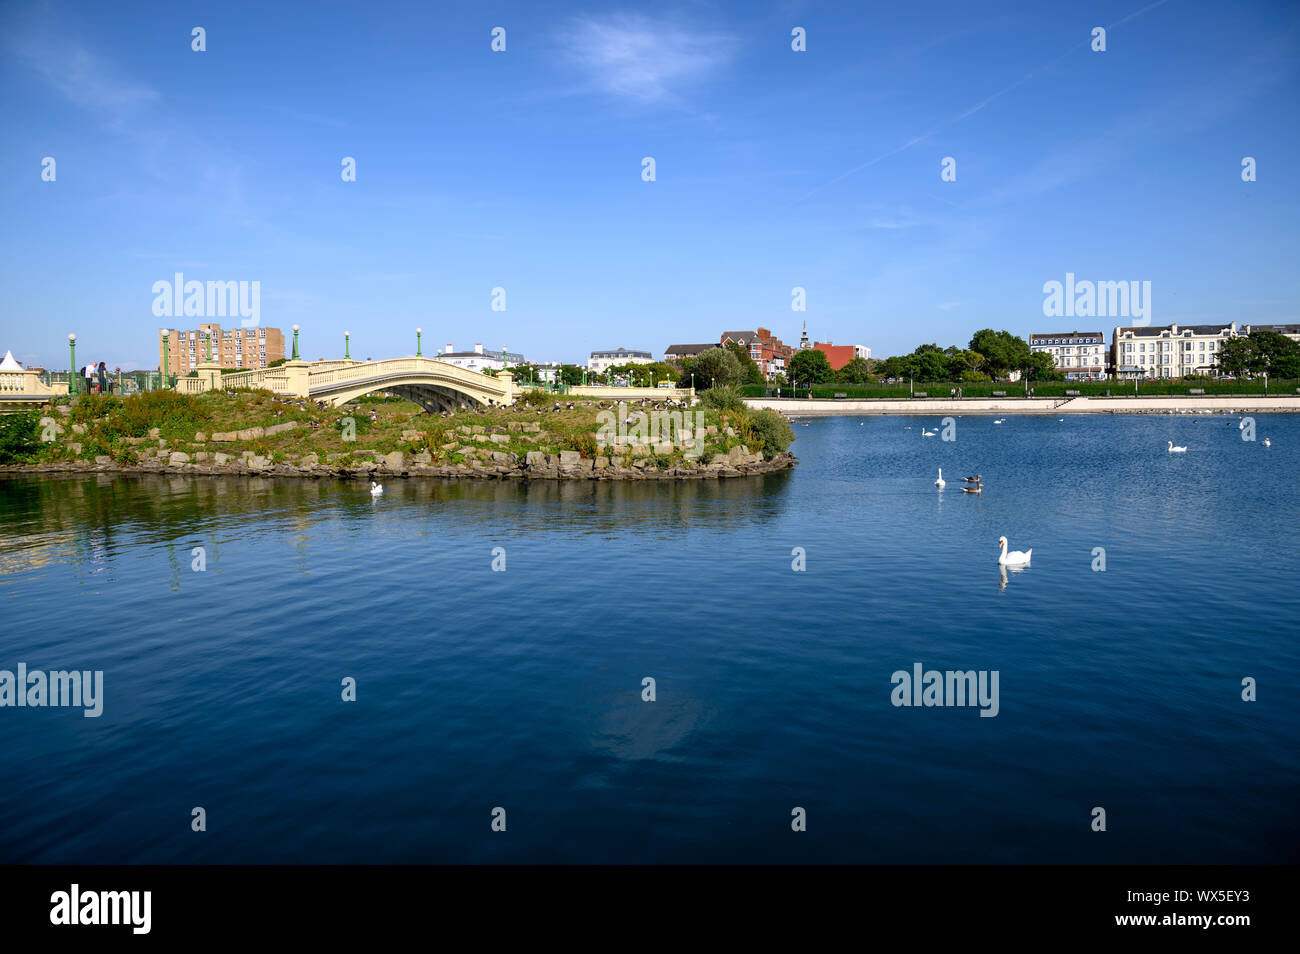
[[370, 481, 384, 495], [935, 467, 945, 490], [922, 428, 937, 437], [993, 418, 1004, 424], [1263, 438, 1271, 447], [1167, 441, 1187, 453], [997, 535, 1031, 565]]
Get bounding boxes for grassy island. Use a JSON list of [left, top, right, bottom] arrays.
[[0, 387, 796, 480]]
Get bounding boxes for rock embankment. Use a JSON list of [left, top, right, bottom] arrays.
[[3, 445, 796, 481]]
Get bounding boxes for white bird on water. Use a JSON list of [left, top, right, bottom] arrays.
[[370, 481, 384, 496], [1263, 438, 1271, 447], [1167, 441, 1187, 453], [997, 536, 1031, 565], [935, 467, 946, 490], [922, 428, 937, 437], [993, 418, 1004, 425]]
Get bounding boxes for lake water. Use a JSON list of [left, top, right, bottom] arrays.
[[1, 412, 1297, 863]]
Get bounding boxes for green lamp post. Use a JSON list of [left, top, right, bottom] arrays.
[[416, 327, 422, 357], [68, 332, 77, 396], [344, 331, 350, 360], [205, 329, 213, 362], [292, 324, 300, 360], [161, 329, 169, 389]]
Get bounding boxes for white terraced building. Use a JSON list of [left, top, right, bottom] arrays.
[[1111, 322, 1300, 378], [588, 347, 653, 373], [1029, 331, 1107, 380]]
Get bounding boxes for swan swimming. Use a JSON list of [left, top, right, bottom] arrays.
[[935, 467, 946, 490], [997, 535, 1031, 565], [922, 428, 937, 437], [370, 481, 384, 496], [1264, 438, 1271, 447], [1167, 441, 1187, 453]]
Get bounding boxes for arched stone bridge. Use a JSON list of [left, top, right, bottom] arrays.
[[182, 357, 517, 412]]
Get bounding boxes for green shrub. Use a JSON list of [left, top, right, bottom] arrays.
[[71, 393, 122, 423], [745, 407, 794, 454], [113, 391, 211, 437], [566, 431, 598, 458], [0, 411, 41, 464], [699, 385, 746, 413]]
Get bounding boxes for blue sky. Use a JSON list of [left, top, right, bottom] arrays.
[[2, 0, 1297, 371]]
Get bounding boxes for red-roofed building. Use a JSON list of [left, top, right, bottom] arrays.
[[813, 341, 871, 371]]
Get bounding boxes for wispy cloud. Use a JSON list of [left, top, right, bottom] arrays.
[[559, 14, 737, 104], [937, 301, 961, 311], [12, 36, 160, 128], [797, 0, 1176, 203]]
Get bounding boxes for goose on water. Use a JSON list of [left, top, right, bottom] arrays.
[[997, 536, 1031, 565], [1167, 441, 1187, 453], [935, 467, 946, 490], [962, 474, 982, 483], [962, 484, 982, 494], [370, 481, 384, 496]]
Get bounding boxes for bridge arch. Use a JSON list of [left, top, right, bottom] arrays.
[[305, 358, 515, 411]]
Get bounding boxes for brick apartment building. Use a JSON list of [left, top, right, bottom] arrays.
[[158, 324, 285, 375], [719, 327, 795, 379]]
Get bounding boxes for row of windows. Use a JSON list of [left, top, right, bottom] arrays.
[[1123, 342, 1217, 352]]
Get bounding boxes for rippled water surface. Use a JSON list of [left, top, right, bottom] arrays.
[[2, 413, 1297, 863]]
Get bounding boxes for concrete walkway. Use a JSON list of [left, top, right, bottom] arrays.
[[745, 395, 1300, 416]]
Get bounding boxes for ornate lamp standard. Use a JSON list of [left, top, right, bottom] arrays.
[[291, 324, 300, 360], [416, 328, 423, 358], [68, 333, 77, 396], [344, 331, 351, 360], [161, 329, 170, 389]]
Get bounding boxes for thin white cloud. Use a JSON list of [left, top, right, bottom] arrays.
[[13, 37, 160, 126], [560, 14, 737, 104], [937, 301, 961, 311]]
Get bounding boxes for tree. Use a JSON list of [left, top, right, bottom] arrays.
[[787, 348, 833, 384], [945, 349, 988, 381], [560, 364, 585, 386], [1026, 351, 1064, 381], [969, 329, 1032, 378], [690, 347, 744, 389], [610, 361, 680, 386], [1247, 330, 1300, 378], [724, 341, 765, 385], [836, 356, 874, 383]]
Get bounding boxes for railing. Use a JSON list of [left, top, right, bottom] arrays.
[[306, 357, 510, 397], [220, 368, 291, 393]]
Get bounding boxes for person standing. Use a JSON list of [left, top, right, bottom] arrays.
[[97, 362, 108, 395], [83, 362, 95, 394]]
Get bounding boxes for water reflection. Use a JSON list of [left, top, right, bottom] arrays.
[[0, 472, 793, 578]]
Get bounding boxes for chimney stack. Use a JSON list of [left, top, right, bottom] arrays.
[[474, 343, 483, 354]]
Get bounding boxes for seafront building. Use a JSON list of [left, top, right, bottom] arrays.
[[1110, 322, 1300, 378], [588, 347, 653, 373], [663, 342, 717, 363], [813, 341, 871, 371], [439, 343, 525, 373], [1030, 331, 1108, 380], [720, 328, 796, 379], [157, 324, 285, 375]]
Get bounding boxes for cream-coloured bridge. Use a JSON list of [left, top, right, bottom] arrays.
[[176, 357, 517, 412]]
